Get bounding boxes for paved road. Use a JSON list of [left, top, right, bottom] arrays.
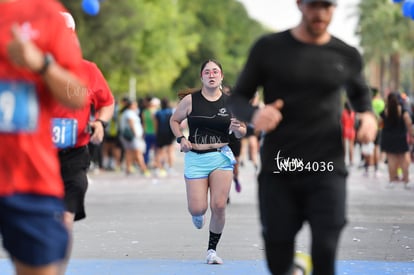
[[1, 151, 414, 274]]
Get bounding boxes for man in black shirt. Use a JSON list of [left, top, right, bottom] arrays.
[[229, 0, 377, 274]]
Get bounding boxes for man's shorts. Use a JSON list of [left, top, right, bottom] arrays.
[[0, 194, 68, 266], [59, 145, 90, 221], [184, 145, 235, 179]]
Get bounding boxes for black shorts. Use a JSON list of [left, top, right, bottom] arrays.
[[104, 134, 123, 148], [59, 146, 90, 221], [156, 133, 175, 147], [258, 171, 347, 242]]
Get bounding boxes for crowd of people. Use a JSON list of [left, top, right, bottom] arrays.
[[341, 88, 414, 190], [92, 95, 178, 178]]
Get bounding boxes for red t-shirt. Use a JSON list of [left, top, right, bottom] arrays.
[[0, 0, 86, 197], [51, 60, 114, 148]]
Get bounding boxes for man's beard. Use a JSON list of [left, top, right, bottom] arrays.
[[305, 19, 328, 38]]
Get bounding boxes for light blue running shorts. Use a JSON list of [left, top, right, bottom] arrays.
[[184, 145, 235, 179]]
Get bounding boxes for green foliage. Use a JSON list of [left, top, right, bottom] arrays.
[[172, 0, 269, 92], [61, 0, 267, 99], [357, 0, 414, 92], [357, 0, 413, 60]]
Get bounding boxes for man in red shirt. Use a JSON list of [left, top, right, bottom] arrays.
[[52, 12, 115, 274], [0, 0, 87, 274]]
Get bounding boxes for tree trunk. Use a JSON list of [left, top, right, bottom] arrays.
[[379, 57, 386, 96], [389, 53, 400, 92]]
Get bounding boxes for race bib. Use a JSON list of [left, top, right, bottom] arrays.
[[0, 81, 39, 132], [51, 118, 78, 149]]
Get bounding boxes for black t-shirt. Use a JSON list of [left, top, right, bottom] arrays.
[[155, 108, 174, 136], [230, 30, 372, 174]]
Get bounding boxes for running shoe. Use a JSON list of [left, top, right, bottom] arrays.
[[143, 169, 151, 178], [156, 168, 167, 178], [206, 249, 223, 264], [404, 182, 414, 190], [373, 170, 382, 178], [192, 215, 205, 229], [234, 177, 241, 193], [294, 251, 312, 275], [386, 181, 396, 189]]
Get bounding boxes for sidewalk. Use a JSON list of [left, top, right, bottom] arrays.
[[0, 154, 413, 274]]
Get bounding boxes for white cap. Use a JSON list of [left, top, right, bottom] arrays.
[[60, 12, 76, 31], [150, 97, 161, 107]]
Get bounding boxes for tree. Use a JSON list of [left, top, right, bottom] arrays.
[[61, 0, 267, 98], [357, 0, 414, 92], [172, 0, 268, 92], [62, 0, 199, 97]]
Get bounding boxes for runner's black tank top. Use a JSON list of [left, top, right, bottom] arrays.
[[187, 91, 231, 145]]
